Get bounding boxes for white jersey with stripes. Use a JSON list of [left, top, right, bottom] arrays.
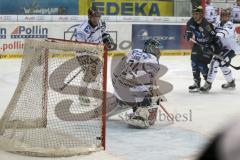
[[215, 21, 240, 53], [205, 3, 217, 23]]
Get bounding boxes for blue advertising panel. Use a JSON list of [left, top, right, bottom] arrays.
[[0, 0, 78, 15], [132, 24, 183, 50]]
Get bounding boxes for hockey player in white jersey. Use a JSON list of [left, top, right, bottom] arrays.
[[112, 38, 163, 128], [205, 0, 218, 24], [76, 7, 113, 48], [75, 7, 114, 105], [200, 9, 236, 92], [231, 0, 240, 23]]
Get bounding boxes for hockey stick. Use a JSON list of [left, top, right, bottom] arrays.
[[190, 38, 240, 70], [60, 67, 83, 91], [147, 88, 174, 122]]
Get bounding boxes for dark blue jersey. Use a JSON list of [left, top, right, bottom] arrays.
[[185, 17, 223, 63], [186, 17, 216, 45]]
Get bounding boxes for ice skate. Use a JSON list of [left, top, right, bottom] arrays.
[[200, 81, 212, 92], [222, 79, 235, 89], [189, 82, 200, 93]]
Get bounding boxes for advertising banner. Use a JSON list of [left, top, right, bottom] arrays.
[[226, 0, 235, 2], [79, 0, 173, 16], [234, 24, 240, 54], [0, 22, 132, 56], [132, 24, 191, 50], [235, 24, 240, 43], [212, 0, 226, 2], [0, 0, 78, 15], [0, 22, 191, 58]]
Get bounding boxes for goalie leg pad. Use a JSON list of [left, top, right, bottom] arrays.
[[122, 105, 158, 129], [124, 107, 150, 129], [76, 55, 101, 83]]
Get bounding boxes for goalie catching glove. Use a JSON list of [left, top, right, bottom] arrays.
[[102, 33, 114, 49]]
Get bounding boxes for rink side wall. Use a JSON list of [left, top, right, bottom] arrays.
[[1, 15, 240, 59]]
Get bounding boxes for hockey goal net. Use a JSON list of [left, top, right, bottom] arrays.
[[0, 38, 107, 157]]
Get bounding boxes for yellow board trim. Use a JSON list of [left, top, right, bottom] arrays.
[[0, 50, 191, 59]]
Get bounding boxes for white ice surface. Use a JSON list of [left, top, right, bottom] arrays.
[[1, 56, 240, 160]]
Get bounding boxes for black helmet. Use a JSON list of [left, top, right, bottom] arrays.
[[192, 6, 203, 13], [88, 7, 101, 17], [143, 38, 163, 59]]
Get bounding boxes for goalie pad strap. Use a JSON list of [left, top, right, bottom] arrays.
[[117, 97, 151, 108]]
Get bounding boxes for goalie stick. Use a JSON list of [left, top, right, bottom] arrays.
[[190, 38, 240, 70]]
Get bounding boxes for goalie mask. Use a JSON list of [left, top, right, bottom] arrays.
[[88, 7, 101, 27], [143, 38, 163, 59]]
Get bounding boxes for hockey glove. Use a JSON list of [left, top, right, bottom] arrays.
[[102, 33, 114, 49], [218, 50, 235, 67], [220, 57, 231, 66], [184, 31, 193, 41]]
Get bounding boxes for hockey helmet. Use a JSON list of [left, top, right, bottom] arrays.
[[220, 8, 231, 17], [143, 38, 163, 59], [206, 0, 212, 5], [192, 6, 203, 13], [88, 7, 101, 17]]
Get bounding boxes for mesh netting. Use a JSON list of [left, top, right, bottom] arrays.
[[0, 39, 107, 157]]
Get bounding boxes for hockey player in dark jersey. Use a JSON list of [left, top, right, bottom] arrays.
[[184, 6, 219, 92]]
